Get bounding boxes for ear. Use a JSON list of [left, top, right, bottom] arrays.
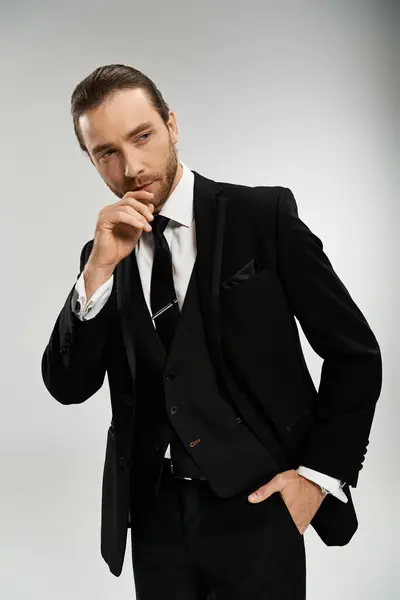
[[167, 110, 179, 144]]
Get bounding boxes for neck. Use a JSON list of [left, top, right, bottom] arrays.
[[170, 161, 183, 193]]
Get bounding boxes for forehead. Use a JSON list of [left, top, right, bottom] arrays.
[[79, 87, 160, 151]]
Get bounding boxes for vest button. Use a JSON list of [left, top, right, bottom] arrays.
[[170, 406, 178, 415], [166, 373, 176, 381]]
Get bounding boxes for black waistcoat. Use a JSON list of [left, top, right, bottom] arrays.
[[130, 250, 285, 502]]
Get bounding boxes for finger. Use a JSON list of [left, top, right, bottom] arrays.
[[123, 189, 154, 199], [120, 200, 154, 223], [119, 205, 148, 225], [117, 209, 152, 232], [121, 195, 155, 221], [122, 189, 155, 204]]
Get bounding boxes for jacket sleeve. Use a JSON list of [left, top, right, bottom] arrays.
[[276, 187, 382, 487], [41, 239, 115, 405]]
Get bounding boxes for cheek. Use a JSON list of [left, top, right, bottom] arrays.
[[102, 161, 123, 182]]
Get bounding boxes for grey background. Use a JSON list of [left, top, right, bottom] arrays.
[[1, 0, 398, 598]]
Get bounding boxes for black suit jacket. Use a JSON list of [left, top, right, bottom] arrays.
[[42, 170, 382, 576]]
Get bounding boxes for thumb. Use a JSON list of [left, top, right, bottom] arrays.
[[248, 475, 283, 503]]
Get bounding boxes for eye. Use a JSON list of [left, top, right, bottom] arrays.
[[137, 132, 151, 143], [100, 149, 115, 160]]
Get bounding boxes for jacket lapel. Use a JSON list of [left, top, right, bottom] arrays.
[[192, 170, 227, 367], [115, 169, 227, 384]]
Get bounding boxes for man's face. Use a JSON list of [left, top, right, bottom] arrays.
[[79, 87, 180, 212]]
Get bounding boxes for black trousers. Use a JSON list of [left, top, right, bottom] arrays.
[[130, 459, 306, 599]]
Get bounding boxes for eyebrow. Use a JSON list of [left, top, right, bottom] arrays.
[[91, 120, 154, 156]]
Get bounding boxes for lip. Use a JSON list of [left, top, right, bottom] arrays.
[[136, 181, 154, 191]]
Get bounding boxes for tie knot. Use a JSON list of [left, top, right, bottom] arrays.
[[152, 214, 170, 236]]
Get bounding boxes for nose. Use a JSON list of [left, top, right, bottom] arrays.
[[124, 153, 143, 180]]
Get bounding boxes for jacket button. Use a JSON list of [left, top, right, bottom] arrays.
[[166, 373, 175, 381], [118, 456, 127, 469], [155, 442, 162, 451], [170, 406, 178, 415]]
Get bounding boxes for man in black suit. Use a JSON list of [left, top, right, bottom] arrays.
[[41, 64, 382, 600]]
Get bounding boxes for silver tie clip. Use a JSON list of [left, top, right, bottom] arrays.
[[151, 298, 179, 321]]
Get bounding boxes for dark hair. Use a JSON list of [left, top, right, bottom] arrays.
[[70, 64, 170, 152]]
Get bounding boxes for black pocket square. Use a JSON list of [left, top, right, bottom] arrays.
[[221, 257, 258, 290]]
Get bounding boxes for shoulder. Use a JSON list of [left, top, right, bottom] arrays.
[[217, 180, 295, 218]]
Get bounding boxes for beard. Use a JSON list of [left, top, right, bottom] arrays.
[[154, 139, 178, 212], [104, 138, 179, 211]]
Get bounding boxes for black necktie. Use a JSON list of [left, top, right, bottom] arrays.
[[150, 215, 180, 353]]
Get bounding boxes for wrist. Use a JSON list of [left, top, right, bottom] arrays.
[[84, 261, 115, 282], [83, 261, 115, 302]]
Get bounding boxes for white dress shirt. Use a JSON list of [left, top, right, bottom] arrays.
[[71, 161, 348, 503]]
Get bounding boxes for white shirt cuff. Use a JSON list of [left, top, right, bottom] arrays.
[[71, 271, 114, 321], [296, 465, 348, 503]]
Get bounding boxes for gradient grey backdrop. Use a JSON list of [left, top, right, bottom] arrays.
[[1, 1, 398, 598]]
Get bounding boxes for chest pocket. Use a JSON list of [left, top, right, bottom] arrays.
[[221, 256, 271, 293]]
